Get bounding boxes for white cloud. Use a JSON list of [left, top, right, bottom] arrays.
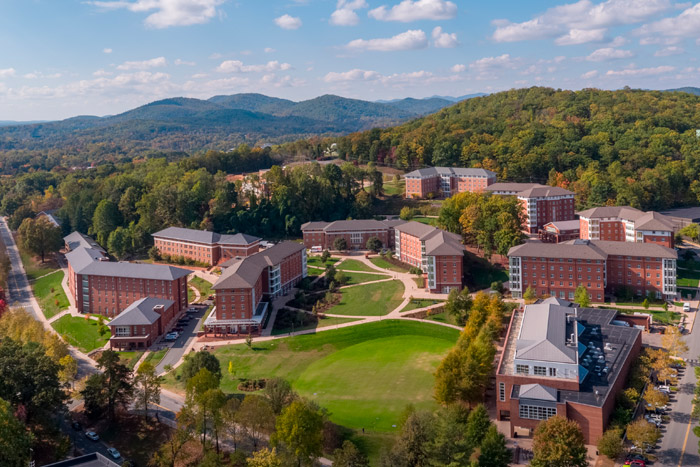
[[0, 68, 16, 78], [217, 60, 292, 73], [605, 65, 675, 76], [492, 0, 672, 43], [93, 69, 113, 77], [264, 47, 276, 53], [330, 0, 368, 26], [432, 26, 458, 48], [469, 54, 519, 72], [450, 64, 466, 73], [369, 0, 457, 22], [174, 59, 196, 66], [636, 3, 700, 40], [103, 48, 113, 54], [274, 14, 302, 30], [655, 45, 684, 56], [554, 28, 606, 45], [116, 56, 168, 70], [586, 47, 634, 61], [608, 36, 627, 47], [24, 73, 39, 79], [581, 70, 599, 78], [346, 29, 428, 52], [90, 0, 225, 28], [324, 69, 381, 82]]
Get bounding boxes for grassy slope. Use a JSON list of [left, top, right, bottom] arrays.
[[307, 256, 339, 268], [52, 315, 110, 353], [19, 249, 58, 281], [33, 271, 70, 319], [330, 280, 405, 316], [336, 259, 380, 273], [271, 315, 361, 335], [189, 276, 213, 302], [399, 298, 444, 313], [144, 348, 168, 366], [339, 270, 390, 286], [369, 257, 410, 273]]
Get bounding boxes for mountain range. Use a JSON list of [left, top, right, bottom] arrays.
[[0, 93, 465, 153]]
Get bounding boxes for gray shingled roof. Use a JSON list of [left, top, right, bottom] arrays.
[[300, 221, 330, 231], [301, 219, 407, 232], [518, 384, 558, 402], [509, 239, 677, 260], [108, 297, 174, 327], [65, 247, 107, 271], [423, 230, 464, 256], [75, 261, 191, 280], [152, 227, 260, 246], [214, 241, 305, 290], [591, 240, 677, 259], [577, 206, 675, 232], [485, 182, 541, 193], [517, 185, 575, 198], [635, 212, 676, 231], [516, 303, 577, 364], [544, 219, 580, 231], [64, 232, 106, 253], [404, 167, 496, 178], [394, 221, 439, 239]]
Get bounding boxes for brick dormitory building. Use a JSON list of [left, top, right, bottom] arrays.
[[301, 219, 405, 251], [496, 297, 642, 443], [577, 206, 677, 248], [508, 239, 678, 302], [204, 241, 307, 336], [64, 232, 190, 349], [404, 167, 497, 198], [152, 227, 261, 266]]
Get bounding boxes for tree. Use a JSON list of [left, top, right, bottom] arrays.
[[264, 377, 296, 415], [333, 237, 348, 251], [444, 288, 473, 326], [381, 410, 435, 467], [248, 448, 283, 467], [531, 416, 587, 467], [274, 399, 324, 467], [597, 427, 623, 460], [150, 424, 191, 467], [626, 419, 660, 455], [523, 286, 537, 303], [94, 349, 134, 421], [645, 388, 669, 411], [662, 326, 689, 357], [107, 226, 130, 259], [222, 397, 242, 450], [17, 217, 63, 263], [366, 236, 382, 253], [642, 298, 650, 310], [135, 360, 162, 420], [478, 425, 511, 467], [0, 398, 32, 466], [333, 440, 369, 467], [148, 245, 161, 261], [399, 206, 415, 221], [466, 404, 491, 449], [184, 368, 221, 448], [91, 199, 122, 246], [181, 350, 222, 384], [238, 395, 275, 450], [58, 354, 78, 387], [574, 284, 590, 308], [320, 250, 330, 264]]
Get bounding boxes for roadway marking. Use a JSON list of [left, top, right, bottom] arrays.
[[151, 402, 176, 414], [678, 415, 693, 467]]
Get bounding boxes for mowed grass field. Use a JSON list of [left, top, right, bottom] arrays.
[[330, 280, 405, 316], [182, 321, 458, 432], [336, 259, 379, 273], [33, 270, 70, 319], [52, 315, 110, 353], [369, 256, 410, 273]]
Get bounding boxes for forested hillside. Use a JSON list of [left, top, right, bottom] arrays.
[[331, 87, 700, 211]]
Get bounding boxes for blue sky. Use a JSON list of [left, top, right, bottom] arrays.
[[1, 0, 699, 120]]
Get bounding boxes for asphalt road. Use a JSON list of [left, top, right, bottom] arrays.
[[155, 304, 208, 374], [653, 323, 700, 466]]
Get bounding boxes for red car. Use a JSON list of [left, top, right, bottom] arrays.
[[624, 460, 646, 467]]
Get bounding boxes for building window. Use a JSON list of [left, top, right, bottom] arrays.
[[519, 405, 557, 421], [516, 364, 529, 375], [499, 382, 505, 402], [549, 367, 557, 377], [533, 366, 547, 376]]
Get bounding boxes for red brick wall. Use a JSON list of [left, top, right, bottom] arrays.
[[398, 232, 422, 267], [606, 254, 666, 297], [642, 234, 673, 248], [280, 250, 304, 289], [405, 176, 439, 198], [524, 196, 576, 234], [303, 228, 392, 250], [432, 255, 463, 292], [519, 257, 606, 302], [154, 238, 218, 265], [598, 221, 626, 242], [220, 243, 260, 262], [216, 286, 256, 320]]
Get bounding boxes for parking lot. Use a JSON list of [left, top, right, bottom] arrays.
[[155, 303, 210, 374]]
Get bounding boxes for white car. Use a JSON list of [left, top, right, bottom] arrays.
[[645, 416, 662, 428], [165, 332, 179, 341], [107, 447, 121, 459], [683, 302, 691, 312], [85, 431, 99, 441], [657, 385, 671, 394]]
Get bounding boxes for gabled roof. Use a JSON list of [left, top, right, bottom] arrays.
[[214, 241, 305, 290], [65, 246, 107, 271], [518, 384, 558, 402], [516, 303, 577, 364], [591, 240, 677, 259], [108, 297, 174, 327], [635, 212, 676, 231], [486, 182, 541, 193], [64, 232, 106, 253], [517, 185, 575, 198], [300, 219, 407, 232], [423, 230, 464, 256], [152, 227, 260, 246], [394, 221, 438, 239], [76, 261, 191, 280], [544, 219, 580, 231], [405, 167, 496, 178], [577, 206, 675, 232], [508, 239, 607, 260], [538, 296, 575, 307], [300, 221, 330, 231]]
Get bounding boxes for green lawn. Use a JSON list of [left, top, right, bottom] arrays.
[[413, 216, 438, 226], [336, 259, 379, 273], [118, 351, 144, 369], [33, 270, 70, 319], [382, 180, 405, 196], [189, 276, 213, 302], [340, 270, 390, 286], [602, 307, 682, 325], [272, 314, 361, 335], [19, 248, 58, 281], [425, 311, 461, 326], [330, 280, 405, 316], [369, 256, 410, 273], [172, 320, 457, 431], [614, 300, 666, 309], [144, 348, 168, 366], [464, 256, 509, 290], [307, 256, 339, 268], [307, 265, 325, 273], [187, 287, 195, 303], [52, 315, 110, 353], [399, 298, 444, 313]]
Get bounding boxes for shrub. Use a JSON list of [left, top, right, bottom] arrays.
[[597, 428, 624, 459]]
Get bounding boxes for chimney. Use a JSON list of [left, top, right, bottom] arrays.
[[153, 304, 165, 314]]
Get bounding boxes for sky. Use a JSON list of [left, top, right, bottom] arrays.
[[1, 0, 700, 120]]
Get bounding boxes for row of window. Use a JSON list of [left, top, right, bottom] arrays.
[[515, 364, 557, 377], [519, 405, 557, 421]]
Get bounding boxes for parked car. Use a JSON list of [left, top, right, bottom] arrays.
[[625, 461, 646, 467], [683, 302, 691, 312], [71, 421, 82, 431], [107, 447, 121, 459], [645, 416, 662, 428], [165, 332, 178, 341], [85, 431, 99, 441], [625, 453, 647, 463], [657, 385, 671, 394], [173, 327, 184, 333]]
